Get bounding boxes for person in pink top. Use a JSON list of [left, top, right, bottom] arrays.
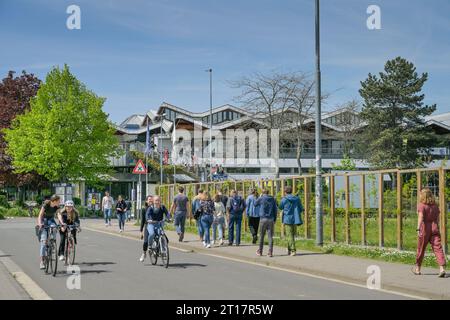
[[412, 188, 446, 277]]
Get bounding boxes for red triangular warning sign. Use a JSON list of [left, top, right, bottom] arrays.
[[133, 159, 147, 174]]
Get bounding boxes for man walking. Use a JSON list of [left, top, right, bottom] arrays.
[[279, 186, 303, 256], [245, 189, 260, 244], [171, 186, 189, 242], [255, 189, 277, 257], [226, 190, 246, 246], [102, 191, 114, 226]]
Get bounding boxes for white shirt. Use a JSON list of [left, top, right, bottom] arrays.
[[102, 196, 113, 209]]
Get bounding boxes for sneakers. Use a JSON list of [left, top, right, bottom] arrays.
[[59, 255, 64, 261], [268, 250, 273, 257], [206, 244, 211, 248], [228, 242, 233, 246], [252, 236, 257, 244], [290, 251, 296, 256], [139, 252, 146, 262], [178, 233, 184, 242], [119, 229, 123, 233], [39, 261, 45, 269], [211, 240, 215, 245], [219, 240, 224, 246], [105, 223, 108, 227], [256, 249, 262, 256], [203, 241, 207, 247]]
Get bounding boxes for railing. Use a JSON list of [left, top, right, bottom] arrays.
[[158, 167, 449, 253]]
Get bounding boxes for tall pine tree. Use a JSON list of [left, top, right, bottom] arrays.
[[358, 57, 437, 169]]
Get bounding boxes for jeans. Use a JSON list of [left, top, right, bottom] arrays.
[[228, 214, 243, 245], [200, 214, 213, 244], [147, 222, 163, 247], [104, 208, 112, 224], [212, 216, 226, 241], [248, 216, 260, 241], [284, 224, 297, 252], [117, 212, 126, 230], [174, 212, 187, 234], [142, 226, 149, 252], [39, 219, 57, 257], [258, 218, 275, 253], [196, 218, 204, 238]]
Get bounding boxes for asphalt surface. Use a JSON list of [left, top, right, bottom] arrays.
[[0, 218, 412, 300]]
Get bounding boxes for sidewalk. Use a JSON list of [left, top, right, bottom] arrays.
[[83, 219, 450, 300], [0, 254, 31, 300]]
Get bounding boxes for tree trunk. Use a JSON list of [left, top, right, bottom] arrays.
[[296, 139, 303, 175]]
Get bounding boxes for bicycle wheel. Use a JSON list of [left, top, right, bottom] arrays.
[[47, 244, 53, 275], [52, 240, 58, 277], [66, 237, 76, 266], [149, 247, 158, 265], [44, 246, 50, 274], [160, 235, 169, 268]]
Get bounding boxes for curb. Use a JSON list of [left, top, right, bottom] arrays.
[[84, 224, 435, 300], [0, 249, 51, 300]]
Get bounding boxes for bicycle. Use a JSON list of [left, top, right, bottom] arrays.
[[147, 220, 171, 268], [63, 224, 80, 266], [41, 224, 59, 276]]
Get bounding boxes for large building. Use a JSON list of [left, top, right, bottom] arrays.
[[71, 103, 450, 206]]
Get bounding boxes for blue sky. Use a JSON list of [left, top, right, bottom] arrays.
[[1, 0, 449, 123]]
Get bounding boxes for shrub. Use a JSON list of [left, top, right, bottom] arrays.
[[73, 197, 81, 206], [0, 207, 7, 218], [6, 207, 30, 217], [0, 195, 10, 208]]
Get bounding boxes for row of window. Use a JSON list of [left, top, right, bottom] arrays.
[[161, 107, 242, 125], [324, 112, 360, 126]]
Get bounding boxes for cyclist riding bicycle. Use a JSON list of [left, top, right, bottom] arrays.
[[57, 200, 81, 261], [37, 195, 61, 269], [146, 196, 171, 249]]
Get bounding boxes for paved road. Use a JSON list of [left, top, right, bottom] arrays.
[[0, 218, 412, 300]]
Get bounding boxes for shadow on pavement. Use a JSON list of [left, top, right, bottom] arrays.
[[166, 263, 207, 269], [78, 261, 116, 266], [55, 269, 111, 276]]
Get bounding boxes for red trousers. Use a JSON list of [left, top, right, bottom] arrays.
[[416, 222, 446, 267]]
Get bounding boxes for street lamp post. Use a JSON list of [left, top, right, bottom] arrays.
[[206, 68, 213, 182], [315, 0, 323, 246]]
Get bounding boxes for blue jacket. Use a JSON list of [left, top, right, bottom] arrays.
[[245, 194, 260, 218], [255, 194, 277, 221], [191, 197, 201, 217], [279, 194, 303, 225]]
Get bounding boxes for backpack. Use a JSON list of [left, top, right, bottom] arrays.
[[230, 196, 243, 214]]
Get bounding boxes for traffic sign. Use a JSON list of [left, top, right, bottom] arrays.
[[132, 159, 147, 174]]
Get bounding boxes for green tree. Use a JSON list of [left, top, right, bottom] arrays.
[[358, 57, 438, 169], [4, 65, 120, 184]]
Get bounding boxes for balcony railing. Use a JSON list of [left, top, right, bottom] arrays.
[[279, 147, 347, 159]]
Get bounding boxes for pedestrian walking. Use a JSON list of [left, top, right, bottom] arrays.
[[279, 186, 303, 256], [170, 186, 189, 242], [192, 189, 204, 241], [139, 195, 153, 262], [245, 189, 260, 244], [125, 197, 132, 222], [255, 189, 277, 257], [116, 195, 127, 232], [412, 188, 446, 277], [212, 194, 227, 245], [102, 191, 114, 226], [199, 192, 215, 248], [226, 190, 246, 246]]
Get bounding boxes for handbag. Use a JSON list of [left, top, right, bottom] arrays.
[[193, 208, 203, 220]]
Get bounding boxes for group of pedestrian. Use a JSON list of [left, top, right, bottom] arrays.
[[166, 186, 304, 256], [132, 184, 447, 277], [101, 191, 132, 233]]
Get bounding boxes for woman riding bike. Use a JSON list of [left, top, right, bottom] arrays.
[[57, 200, 81, 261], [37, 195, 61, 269], [146, 196, 171, 250]]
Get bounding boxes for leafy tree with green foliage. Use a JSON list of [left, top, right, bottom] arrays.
[[358, 57, 438, 169], [4, 65, 120, 184]]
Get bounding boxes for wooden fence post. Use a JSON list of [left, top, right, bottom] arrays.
[[378, 173, 384, 248], [397, 171, 403, 250], [344, 174, 351, 244], [330, 175, 336, 243], [360, 175, 366, 246]]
